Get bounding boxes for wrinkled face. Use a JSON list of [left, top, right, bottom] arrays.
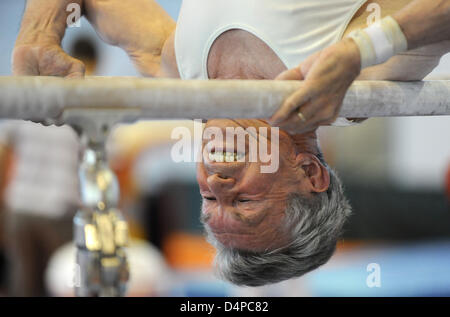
[[197, 119, 328, 252]]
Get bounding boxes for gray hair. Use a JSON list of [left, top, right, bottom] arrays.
[[204, 164, 352, 287]]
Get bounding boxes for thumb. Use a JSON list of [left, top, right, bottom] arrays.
[[275, 66, 304, 81], [275, 50, 321, 81], [65, 60, 86, 79]]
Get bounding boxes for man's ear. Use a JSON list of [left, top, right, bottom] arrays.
[[296, 153, 330, 193]]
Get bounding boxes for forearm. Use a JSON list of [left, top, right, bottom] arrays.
[[84, 0, 175, 76], [16, 0, 83, 45], [394, 0, 450, 50]]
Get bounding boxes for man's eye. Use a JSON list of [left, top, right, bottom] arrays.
[[238, 199, 251, 203], [204, 197, 216, 201]]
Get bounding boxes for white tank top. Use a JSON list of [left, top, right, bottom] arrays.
[[174, 0, 368, 125], [175, 0, 367, 79]]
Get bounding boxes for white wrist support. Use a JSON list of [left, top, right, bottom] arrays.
[[348, 16, 408, 69]]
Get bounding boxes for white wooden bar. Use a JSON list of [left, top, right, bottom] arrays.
[[0, 76, 448, 122]]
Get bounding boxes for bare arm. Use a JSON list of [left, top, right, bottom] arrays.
[[16, 0, 83, 46], [84, 0, 176, 77], [270, 0, 450, 133], [394, 0, 450, 50], [13, 0, 85, 77], [13, 0, 175, 78]]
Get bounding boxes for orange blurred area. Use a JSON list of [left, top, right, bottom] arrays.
[[163, 232, 215, 270], [336, 240, 366, 252], [0, 145, 16, 202]]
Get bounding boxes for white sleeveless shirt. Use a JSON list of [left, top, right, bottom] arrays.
[[174, 0, 367, 125], [175, 0, 367, 79]]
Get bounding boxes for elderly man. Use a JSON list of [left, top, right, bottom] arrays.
[[12, 0, 450, 286]]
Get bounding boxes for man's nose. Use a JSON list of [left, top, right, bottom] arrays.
[[207, 173, 236, 196]]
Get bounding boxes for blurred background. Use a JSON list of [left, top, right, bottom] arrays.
[[0, 0, 449, 297]]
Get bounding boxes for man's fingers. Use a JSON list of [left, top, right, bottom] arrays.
[[12, 64, 38, 76], [11, 45, 86, 78], [65, 61, 86, 78], [65, 71, 85, 79], [278, 114, 309, 134], [296, 102, 342, 132], [279, 104, 321, 134], [11, 47, 40, 76], [275, 66, 304, 81], [300, 51, 321, 76], [269, 87, 312, 125], [276, 100, 310, 126], [278, 98, 339, 134]]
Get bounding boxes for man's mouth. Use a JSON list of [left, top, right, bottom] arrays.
[[208, 151, 245, 163]]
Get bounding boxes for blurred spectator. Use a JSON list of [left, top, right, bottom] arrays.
[[0, 122, 80, 296], [0, 36, 99, 296]]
